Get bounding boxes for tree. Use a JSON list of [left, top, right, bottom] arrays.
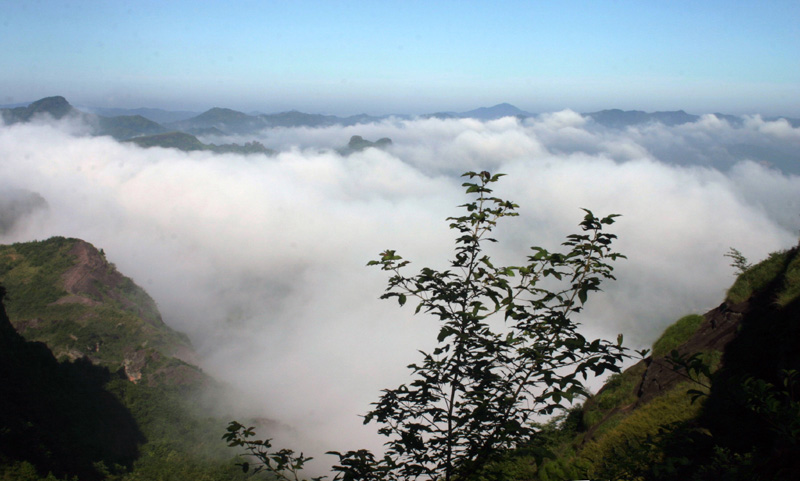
[[226, 171, 627, 481], [724, 247, 752, 275]]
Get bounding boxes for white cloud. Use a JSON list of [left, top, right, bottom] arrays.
[[1, 113, 798, 467]]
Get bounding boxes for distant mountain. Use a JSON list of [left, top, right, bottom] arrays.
[[584, 109, 700, 128], [94, 114, 168, 140], [423, 103, 535, 121], [712, 112, 746, 127], [86, 107, 199, 124], [337, 135, 393, 155], [169, 107, 268, 135], [172, 108, 387, 135], [0, 97, 170, 141], [124, 131, 275, 155], [4, 97, 799, 175], [0, 96, 79, 124], [260, 110, 343, 128], [124, 131, 209, 151], [0, 188, 47, 235], [460, 102, 534, 120], [767, 116, 800, 128]]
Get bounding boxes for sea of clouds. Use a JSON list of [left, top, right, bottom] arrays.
[[1, 111, 798, 462]]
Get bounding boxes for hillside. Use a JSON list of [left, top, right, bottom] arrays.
[[529, 245, 800, 480], [0, 237, 250, 480]]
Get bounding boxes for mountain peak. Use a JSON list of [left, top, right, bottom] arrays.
[[1, 95, 76, 123], [460, 103, 531, 120]]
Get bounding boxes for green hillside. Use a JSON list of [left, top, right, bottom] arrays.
[[524, 245, 800, 480], [0, 237, 251, 481]]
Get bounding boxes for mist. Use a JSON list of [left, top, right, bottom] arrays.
[[1, 112, 799, 462]]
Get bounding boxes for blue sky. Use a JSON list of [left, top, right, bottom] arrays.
[[2, 0, 799, 115]]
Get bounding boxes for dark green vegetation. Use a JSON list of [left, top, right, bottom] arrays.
[[0, 238, 251, 480]]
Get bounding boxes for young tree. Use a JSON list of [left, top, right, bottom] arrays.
[[226, 171, 627, 481]]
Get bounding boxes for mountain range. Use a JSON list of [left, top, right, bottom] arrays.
[[2, 96, 800, 175], [5, 96, 799, 140]]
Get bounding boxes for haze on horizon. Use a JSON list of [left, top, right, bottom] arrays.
[[2, 0, 799, 116]]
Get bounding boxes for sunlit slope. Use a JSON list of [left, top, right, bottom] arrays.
[[0, 236, 201, 385], [0, 237, 251, 480], [533, 245, 800, 480]]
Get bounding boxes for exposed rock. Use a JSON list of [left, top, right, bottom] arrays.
[[60, 240, 163, 327], [635, 301, 743, 405]]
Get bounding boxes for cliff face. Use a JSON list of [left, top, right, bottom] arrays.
[[633, 300, 742, 406], [1, 238, 249, 480], [0, 237, 202, 386]]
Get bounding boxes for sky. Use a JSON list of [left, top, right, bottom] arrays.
[[2, 0, 799, 115]]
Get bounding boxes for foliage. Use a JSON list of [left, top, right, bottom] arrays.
[[0, 237, 74, 318], [355, 171, 626, 480], [229, 171, 627, 481], [223, 421, 324, 481], [724, 247, 752, 275]]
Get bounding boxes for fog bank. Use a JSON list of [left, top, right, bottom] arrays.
[[1, 113, 798, 460]]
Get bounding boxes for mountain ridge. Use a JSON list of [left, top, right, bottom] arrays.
[[7, 95, 798, 131]]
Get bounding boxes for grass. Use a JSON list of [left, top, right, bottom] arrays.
[[582, 362, 646, 430], [651, 314, 704, 357], [580, 381, 708, 477], [726, 247, 800, 306]]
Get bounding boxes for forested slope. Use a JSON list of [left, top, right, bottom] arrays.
[[0, 237, 251, 480]]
